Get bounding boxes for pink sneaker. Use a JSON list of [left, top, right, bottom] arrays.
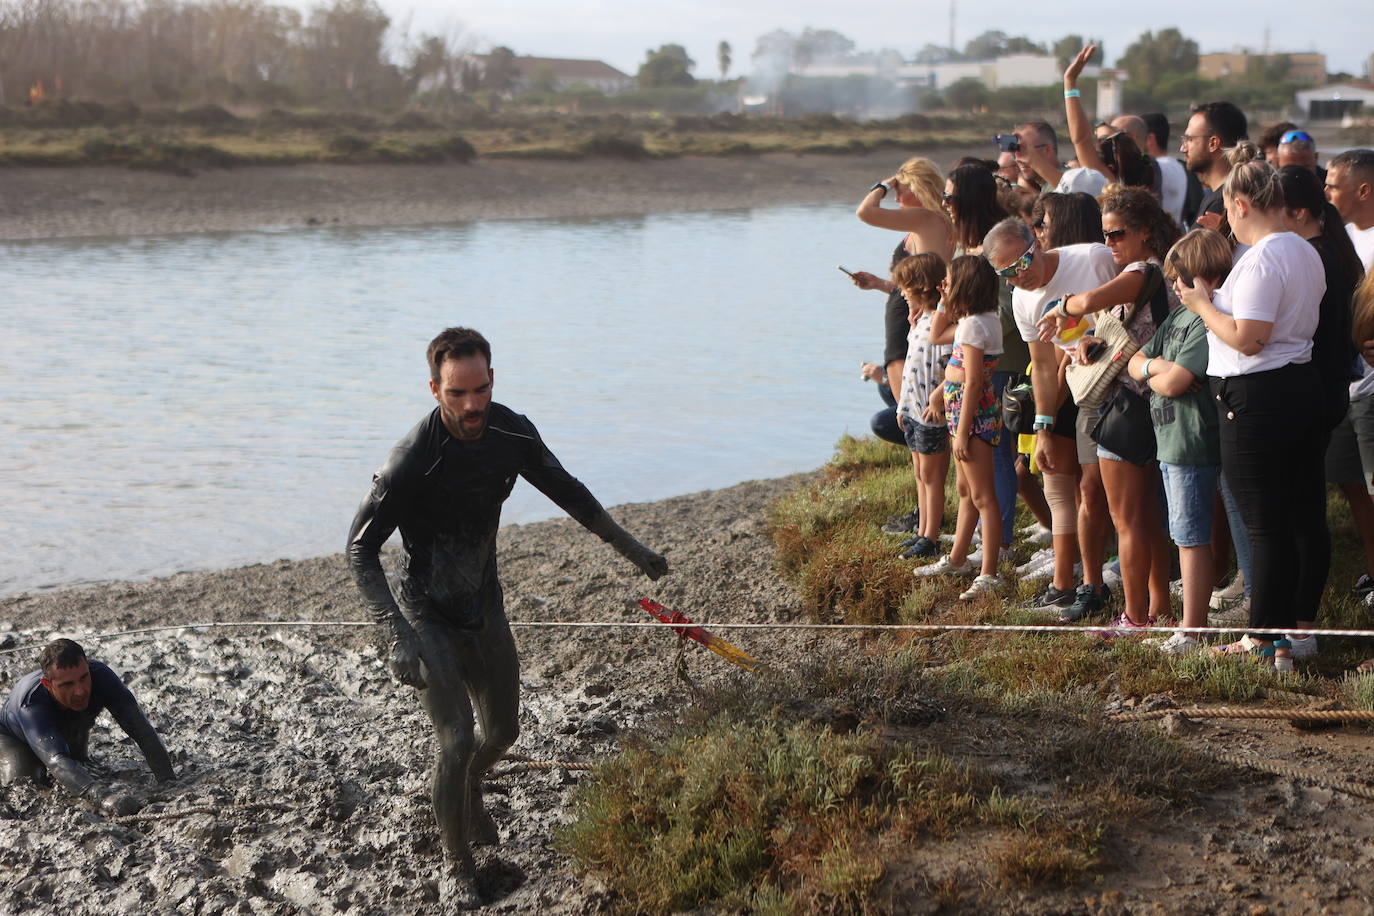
[[1089, 612, 1148, 640]]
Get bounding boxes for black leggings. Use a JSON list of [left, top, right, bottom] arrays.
[[1212, 363, 1328, 640]]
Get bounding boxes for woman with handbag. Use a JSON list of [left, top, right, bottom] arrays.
[[1177, 147, 1327, 670], [1037, 187, 1180, 633]]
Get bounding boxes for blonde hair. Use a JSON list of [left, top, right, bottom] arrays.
[[1353, 272, 1374, 351], [895, 157, 947, 212], [1164, 228, 1234, 288], [1223, 141, 1285, 212]]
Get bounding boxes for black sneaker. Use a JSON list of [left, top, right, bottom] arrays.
[[1353, 573, 1374, 595], [1060, 583, 1110, 623], [1028, 585, 1075, 615], [882, 510, 920, 535], [900, 536, 938, 560]]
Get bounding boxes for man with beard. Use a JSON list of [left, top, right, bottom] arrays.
[[1180, 100, 1248, 233], [347, 326, 668, 908]]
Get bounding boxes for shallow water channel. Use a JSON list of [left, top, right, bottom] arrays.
[[3, 204, 900, 595]]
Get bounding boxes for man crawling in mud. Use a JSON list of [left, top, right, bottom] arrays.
[[347, 326, 668, 907], [0, 638, 175, 815]]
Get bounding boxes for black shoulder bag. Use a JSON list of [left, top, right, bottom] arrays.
[[1088, 264, 1166, 466]]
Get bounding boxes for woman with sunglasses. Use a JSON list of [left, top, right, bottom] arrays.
[[1176, 146, 1327, 670], [849, 158, 955, 404], [1062, 45, 1157, 195], [941, 164, 1035, 554], [1040, 188, 1180, 634]]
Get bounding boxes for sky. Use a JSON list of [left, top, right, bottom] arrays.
[[373, 0, 1372, 82]]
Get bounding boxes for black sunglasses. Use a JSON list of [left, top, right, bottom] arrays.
[[1103, 228, 1127, 242]]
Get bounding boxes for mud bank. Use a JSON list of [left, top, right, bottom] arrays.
[[4, 474, 1374, 914], [0, 147, 989, 241], [0, 475, 835, 914]]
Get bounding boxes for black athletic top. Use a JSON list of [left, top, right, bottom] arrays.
[[0, 660, 174, 794], [883, 239, 912, 366], [347, 403, 605, 629]]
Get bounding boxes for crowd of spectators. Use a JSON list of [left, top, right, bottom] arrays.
[[850, 45, 1374, 672]]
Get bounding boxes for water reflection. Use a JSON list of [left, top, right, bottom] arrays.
[[2, 204, 895, 595]]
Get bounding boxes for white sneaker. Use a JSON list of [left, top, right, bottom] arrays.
[[959, 574, 1003, 600], [1102, 559, 1123, 593], [913, 555, 976, 578], [1156, 632, 1203, 656], [1208, 596, 1249, 628], [940, 532, 982, 547], [1287, 635, 1317, 660], [1015, 547, 1054, 577], [1023, 525, 1052, 547], [1210, 573, 1245, 609]]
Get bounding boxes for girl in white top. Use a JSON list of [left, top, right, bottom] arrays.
[[892, 253, 953, 558], [915, 255, 1005, 599], [1176, 146, 1326, 670]]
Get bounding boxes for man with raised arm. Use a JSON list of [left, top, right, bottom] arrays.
[[0, 639, 174, 815], [347, 326, 668, 908]]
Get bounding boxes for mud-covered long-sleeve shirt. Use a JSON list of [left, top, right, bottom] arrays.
[[347, 404, 606, 629], [0, 660, 175, 795]]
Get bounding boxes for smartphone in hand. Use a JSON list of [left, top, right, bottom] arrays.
[[838, 265, 856, 278]]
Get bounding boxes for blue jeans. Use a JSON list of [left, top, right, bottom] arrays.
[[1160, 463, 1220, 547], [1219, 474, 1251, 596], [991, 372, 1017, 546]]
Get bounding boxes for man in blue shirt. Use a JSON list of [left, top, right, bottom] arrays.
[[0, 639, 174, 815]]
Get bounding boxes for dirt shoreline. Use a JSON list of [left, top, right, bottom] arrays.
[[3, 475, 1374, 913], [0, 147, 988, 241]]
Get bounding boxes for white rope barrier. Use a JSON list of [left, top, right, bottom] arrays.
[[6, 618, 1374, 658]]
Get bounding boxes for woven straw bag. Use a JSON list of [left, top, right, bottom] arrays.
[[1063, 266, 1163, 409], [1065, 311, 1139, 408]]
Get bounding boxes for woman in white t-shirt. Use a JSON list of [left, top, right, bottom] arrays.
[[1176, 148, 1327, 670], [914, 256, 1005, 600]]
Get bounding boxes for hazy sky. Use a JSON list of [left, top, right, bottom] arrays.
[[378, 0, 1372, 82]]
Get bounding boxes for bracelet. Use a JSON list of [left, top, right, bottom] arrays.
[[1057, 297, 1072, 318], [1141, 357, 1155, 380], [1033, 414, 1054, 432], [1064, 88, 1081, 99]]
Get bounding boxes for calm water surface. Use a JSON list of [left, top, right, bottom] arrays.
[[2, 204, 902, 596]]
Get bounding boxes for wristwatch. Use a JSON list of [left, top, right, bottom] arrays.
[[869, 182, 890, 196]]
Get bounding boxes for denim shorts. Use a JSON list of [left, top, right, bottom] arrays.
[[1159, 462, 1221, 547], [904, 419, 949, 455]]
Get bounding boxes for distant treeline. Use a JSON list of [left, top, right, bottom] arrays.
[[0, 0, 429, 108]]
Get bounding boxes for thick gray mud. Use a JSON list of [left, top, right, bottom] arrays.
[[0, 476, 817, 914]]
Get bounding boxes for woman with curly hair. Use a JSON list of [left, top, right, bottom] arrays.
[[1038, 186, 1180, 633]]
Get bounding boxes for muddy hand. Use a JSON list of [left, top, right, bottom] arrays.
[[388, 633, 427, 689], [86, 783, 143, 817], [623, 540, 669, 580]]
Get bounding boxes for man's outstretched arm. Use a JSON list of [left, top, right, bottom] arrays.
[[347, 463, 427, 688], [518, 428, 668, 580]]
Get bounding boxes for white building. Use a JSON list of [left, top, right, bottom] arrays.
[[804, 53, 1067, 92], [1294, 83, 1374, 121]]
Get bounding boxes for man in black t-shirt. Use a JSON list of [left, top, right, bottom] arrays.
[[348, 326, 667, 908], [1180, 100, 1248, 234], [0, 639, 174, 815]]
